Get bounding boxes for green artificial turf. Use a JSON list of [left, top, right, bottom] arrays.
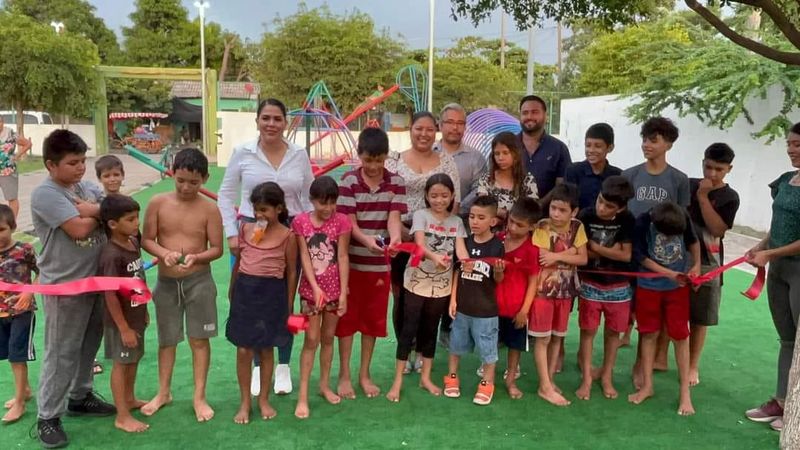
[[1, 167, 780, 449]]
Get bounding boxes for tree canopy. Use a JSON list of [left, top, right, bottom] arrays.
[[449, 0, 800, 66], [0, 12, 99, 131]]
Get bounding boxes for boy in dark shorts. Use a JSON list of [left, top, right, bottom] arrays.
[[575, 176, 635, 401], [335, 128, 406, 399], [0, 205, 38, 424], [565, 123, 622, 210], [496, 198, 541, 399], [629, 202, 700, 415], [32, 130, 115, 448], [444, 196, 505, 405], [687, 143, 739, 387], [141, 148, 223, 422], [98, 194, 149, 433]]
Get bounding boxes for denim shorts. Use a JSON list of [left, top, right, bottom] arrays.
[[449, 312, 498, 364]]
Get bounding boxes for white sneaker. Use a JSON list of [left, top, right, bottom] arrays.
[[250, 366, 261, 397], [274, 364, 293, 395]]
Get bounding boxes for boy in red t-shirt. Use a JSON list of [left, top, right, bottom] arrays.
[[496, 198, 541, 399]]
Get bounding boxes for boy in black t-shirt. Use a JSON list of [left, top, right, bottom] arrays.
[[98, 195, 149, 433], [444, 196, 505, 405], [687, 143, 739, 387], [575, 176, 635, 401]]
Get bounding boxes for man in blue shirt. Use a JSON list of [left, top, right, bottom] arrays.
[[517, 95, 571, 198]]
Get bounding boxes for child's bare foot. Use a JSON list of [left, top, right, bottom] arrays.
[[600, 377, 618, 399], [4, 388, 31, 409], [555, 356, 564, 373], [141, 393, 172, 416], [678, 396, 695, 416], [258, 398, 277, 420], [575, 381, 592, 401], [193, 399, 215, 422], [627, 387, 654, 405], [233, 404, 250, 424], [538, 387, 571, 406], [115, 415, 149, 433], [506, 382, 523, 400], [294, 401, 309, 419], [654, 358, 668, 372], [319, 388, 342, 405], [632, 365, 643, 390], [128, 398, 147, 409], [337, 379, 356, 400], [360, 377, 381, 398], [386, 388, 401, 403], [552, 382, 563, 394], [419, 379, 442, 396], [1, 401, 25, 423], [688, 368, 700, 387]]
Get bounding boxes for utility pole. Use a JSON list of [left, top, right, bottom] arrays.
[[500, 12, 506, 69], [526, 27, 534, 94], [557, 21, 563, 73]]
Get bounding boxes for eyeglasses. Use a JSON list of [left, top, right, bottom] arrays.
[[442, 120, 466, 127]]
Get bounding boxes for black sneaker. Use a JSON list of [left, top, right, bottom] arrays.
[[66, 391, 116, 417], [37, 418, 69, 449]]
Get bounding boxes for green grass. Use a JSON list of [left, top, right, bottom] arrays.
[[16, 156, 44, 175], [1, 167, 780, 449]]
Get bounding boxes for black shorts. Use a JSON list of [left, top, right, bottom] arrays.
[[498, 316, 527, 352], [0, 311, 35, 363]]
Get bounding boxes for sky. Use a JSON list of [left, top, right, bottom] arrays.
[[87, 0, 562, 64]]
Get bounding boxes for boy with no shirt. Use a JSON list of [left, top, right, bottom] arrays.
[[140, 148, 223, 422]]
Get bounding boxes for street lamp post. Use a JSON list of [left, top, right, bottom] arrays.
[[427, 0, 434, 112], [194, 1, 210, 153]]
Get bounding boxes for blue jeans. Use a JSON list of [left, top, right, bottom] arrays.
[[449, 312, 499, 365]]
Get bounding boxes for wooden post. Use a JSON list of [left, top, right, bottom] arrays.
[[94, 76, 108, 155], [781, 329, 800, 448]]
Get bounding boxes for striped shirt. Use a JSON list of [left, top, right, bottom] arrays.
[[337, 169, 407, 272]]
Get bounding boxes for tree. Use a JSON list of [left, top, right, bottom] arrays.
[[3, 0, 120, 63], [0, 12, 99, 133], [566, 15, 704, 96], [256, 5, 405, 114], [449, 0, 800, 66], [433, 55, 523, 112]]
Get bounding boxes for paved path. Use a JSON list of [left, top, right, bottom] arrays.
[[15, 153, 164, 237]]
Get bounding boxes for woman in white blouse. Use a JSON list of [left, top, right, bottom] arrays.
[[218, 98, 313, 398], [384, 111, 461, 373]]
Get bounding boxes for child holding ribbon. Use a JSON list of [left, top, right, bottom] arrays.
[[98, 194, 148, 433], [386, 173, 468, 402], [292, 176, 351, 419], [335, 128, 406, 399], [0, 205, 38, 424], [226, 182, 297, 424]]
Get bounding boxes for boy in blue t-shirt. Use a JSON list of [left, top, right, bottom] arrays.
[[565, 123, 622, 211], [629, 202, 700, 416]]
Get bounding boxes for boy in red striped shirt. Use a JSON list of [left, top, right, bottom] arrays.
[[335, 128, 406, 399]]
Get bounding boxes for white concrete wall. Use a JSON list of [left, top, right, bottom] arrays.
[[217, 111, 419, 168], [6, 124, 97, 157], [559, 90, 800, 232]]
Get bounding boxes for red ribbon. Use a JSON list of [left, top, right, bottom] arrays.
[[579, 255, 766, 301], [0, 277, 152, 304], [287, 314, 309, 334], [389, 242, 426, 267]]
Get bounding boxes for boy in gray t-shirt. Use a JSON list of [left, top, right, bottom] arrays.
[[622, 117, 692, 386], [622, 117, 690, 218], [32, 130, 115, 448]]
